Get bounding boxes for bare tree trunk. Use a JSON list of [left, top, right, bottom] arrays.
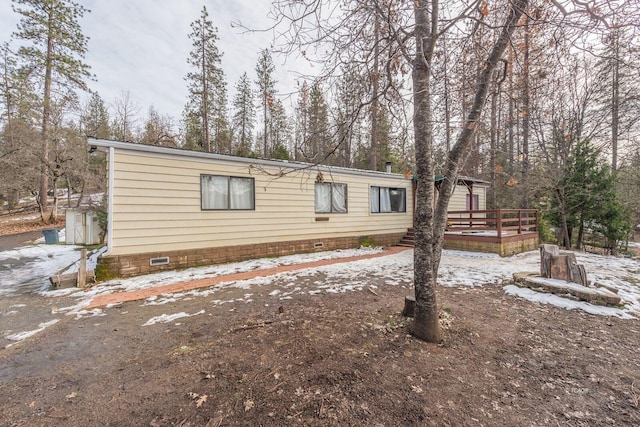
[[75, 179, 85, 209], [521, 15, 530, 208], [443, 39, 452, 154], [576, 218, 584, 250], [412, 0, 528, 343], [370, 15, 380, 171], [67, 180, 72, 208], [50, 175, 59, 221], [412, 0, 441, 343], [432, 0, 528, 277], [611, 30, 619, 172], [490, 78, 498, 208], [508, 69, 515, 176]]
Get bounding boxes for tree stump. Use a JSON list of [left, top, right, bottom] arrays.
[[540, 244, 588, 286], [540, 244, 559, 278], [402, 295, 415, 317]]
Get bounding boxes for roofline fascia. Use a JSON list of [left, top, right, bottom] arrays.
[[87, 138, 410, 181]]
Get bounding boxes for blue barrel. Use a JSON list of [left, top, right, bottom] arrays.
[[42, 229, 60, 244]]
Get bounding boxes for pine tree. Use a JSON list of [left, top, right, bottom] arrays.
[[0, 43, 40, 207], [334, 65, 367, 168], [595, 26, 640, 172], [255, 49, 277, 158], [232, 72, 255, 156], [551, 139, 630, 251], [183, 6, 227, 153], [293, 81, 310, 162], [301, 84, 331, 163], [81, 92, 110, 139], [268, 98, 291, 159], [12, 0, 92, 219]]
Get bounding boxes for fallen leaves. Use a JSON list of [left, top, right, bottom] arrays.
[[187, 392, 207, 408]]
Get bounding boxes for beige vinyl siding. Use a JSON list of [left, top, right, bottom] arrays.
[[109, 149, 412, 255], [445, 184, 488, 211]]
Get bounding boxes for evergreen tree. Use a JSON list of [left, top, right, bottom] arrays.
[[334, 65, 367, 168], [183, 6, 227, 153], [12, 0, 92, 219], [81, 92, 110, 139], [268, 98, 291, 159], [594, 26, 640, 171], [301, 83, 331, 163], [0, 43, 40, 207], [182, 108, 203, 151], [255, 49, 276, 158], [550, 139, 630, 251], [232, 72, 255, 156], [293, 81, 310, 162]]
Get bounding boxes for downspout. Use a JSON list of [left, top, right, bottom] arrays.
[[104, 146, 115, 256]]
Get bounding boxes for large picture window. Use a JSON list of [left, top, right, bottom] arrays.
[[315, 182, 347, 213], [201, 175, 255, 210], [370, 186, 406, 213]]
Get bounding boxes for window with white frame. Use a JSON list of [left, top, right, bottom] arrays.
[[201, 175, 255, 210], [370, 186, 406, 213], [315, 182, 347, 213]]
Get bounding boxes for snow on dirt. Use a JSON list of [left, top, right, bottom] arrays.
[[3, 239, 639, 344], [142, 310, 205, 326], [0, 239, 79, 297], [4, 319, 60, 347]]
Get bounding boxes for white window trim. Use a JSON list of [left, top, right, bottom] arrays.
[[315, 182, 348, 214], [370, 186, 407, 214], [201, 174, 255, 211]]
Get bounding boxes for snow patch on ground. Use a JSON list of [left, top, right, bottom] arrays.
[[504, 285, 634, 319], [0, 240, 81, 296], [4, 237, 639, 320], [143, 310, 205, 326], [4, 319, 60, 347]]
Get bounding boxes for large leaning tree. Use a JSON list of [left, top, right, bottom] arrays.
[[270, 0, 627, 342], [12, 0, 92, 221]]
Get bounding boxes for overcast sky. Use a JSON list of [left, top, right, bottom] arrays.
[[0, 0, 308, 123]]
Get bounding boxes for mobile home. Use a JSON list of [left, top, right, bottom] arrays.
[[89, 139, 414, 278]]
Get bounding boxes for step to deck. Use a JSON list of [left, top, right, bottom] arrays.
[[397, 228, 415, 247]]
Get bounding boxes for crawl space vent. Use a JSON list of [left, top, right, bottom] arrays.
[[149, 256, 170, 266]]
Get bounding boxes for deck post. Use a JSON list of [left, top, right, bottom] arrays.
[[518, 210, 522, 234], [496, 210, 503, 237]]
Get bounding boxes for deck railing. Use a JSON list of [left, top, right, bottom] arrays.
[[445, 209, 538, 237]]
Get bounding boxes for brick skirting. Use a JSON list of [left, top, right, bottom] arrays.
[[443, 234, 539, 257], [97, 232, 406, 280]]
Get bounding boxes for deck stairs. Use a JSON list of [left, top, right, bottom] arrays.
[[397, 228, 415, 247]]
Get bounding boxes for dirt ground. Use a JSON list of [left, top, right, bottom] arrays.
[[1, 263, 639, 426]]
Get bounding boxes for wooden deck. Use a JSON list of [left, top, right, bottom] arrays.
[[444, 209, 539, 256]]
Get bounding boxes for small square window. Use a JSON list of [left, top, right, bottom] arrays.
[[315, 183, 347, 213]]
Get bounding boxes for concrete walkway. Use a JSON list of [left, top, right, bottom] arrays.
[[87, 246, 410, 309]]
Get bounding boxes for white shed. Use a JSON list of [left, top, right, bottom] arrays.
[[65, 209, 102, 245]]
